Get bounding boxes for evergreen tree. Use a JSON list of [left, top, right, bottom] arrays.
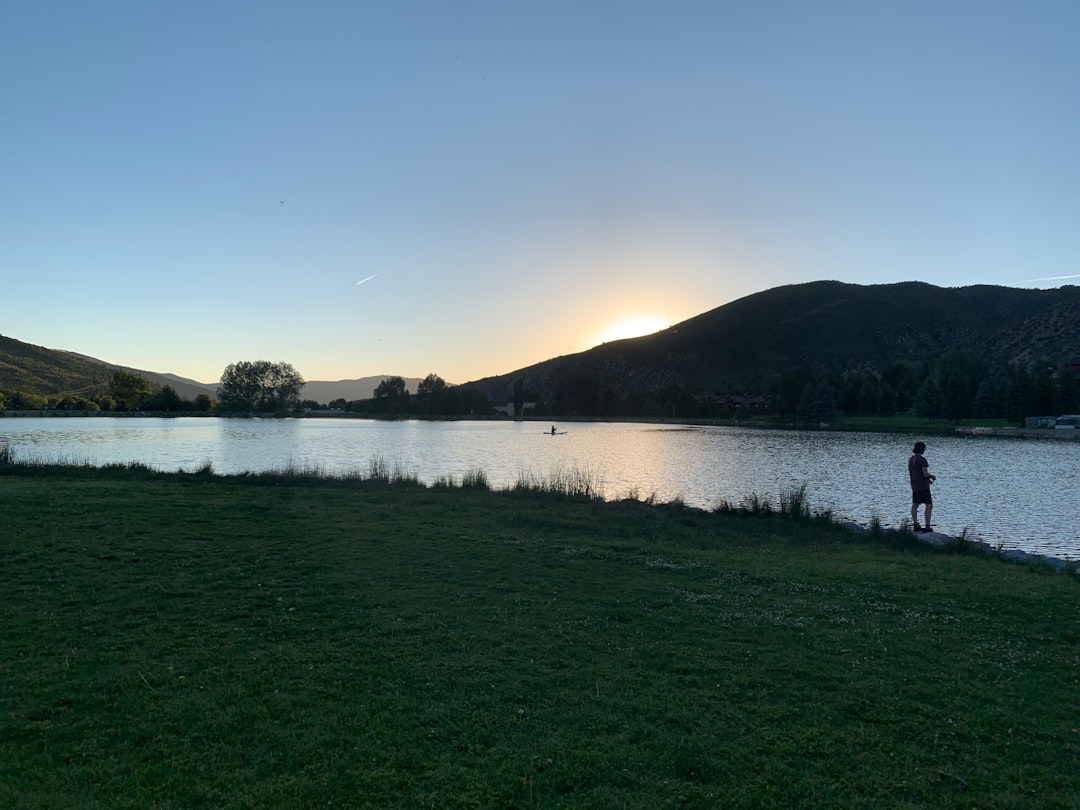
[[913, 376, 944, 421], [971, 373, 1009, 418], [1005, 366, 1036, 424]]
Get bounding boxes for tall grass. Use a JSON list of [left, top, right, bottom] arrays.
[[716, 482, 840, 525], [460, 467, 490, 490], [511, 463, 605, 499]]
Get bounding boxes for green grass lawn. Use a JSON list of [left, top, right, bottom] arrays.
[[1, 466, 1077, 809]]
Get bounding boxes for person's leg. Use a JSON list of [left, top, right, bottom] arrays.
[[923, 502, 932, 530], [911, 501, 920, 528]]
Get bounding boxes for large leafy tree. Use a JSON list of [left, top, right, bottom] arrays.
[[416, 373, 446, 397], [109, 370, 154, 411], [374, 376, 408, 400], [217, 361, 304, 413], [146, 384, 185, 412], [416, 373, 447, 413], [372, 376, 409, 414]]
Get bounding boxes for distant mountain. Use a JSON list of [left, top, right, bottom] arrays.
[[463, 281, 1080, 402], [64, 354, 220, 401], [0, 337, 117, 398], [0, 337, 219, 401], [6, 281, 1078, 408], [0, 335, 426, 404]]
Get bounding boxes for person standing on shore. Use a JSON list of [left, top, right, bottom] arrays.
[[908, 441, 936, 532]]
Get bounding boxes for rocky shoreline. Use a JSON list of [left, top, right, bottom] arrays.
[[841, 522, 1077, 575]]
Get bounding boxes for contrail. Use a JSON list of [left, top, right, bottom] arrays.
[[356, 273, 380, 286], [1019, 273, 1080, 283]]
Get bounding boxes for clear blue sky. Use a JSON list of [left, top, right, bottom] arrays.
[[3, 1, 1078, 385]]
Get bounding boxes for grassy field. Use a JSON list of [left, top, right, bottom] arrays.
[[1, 464, 1077, 809]]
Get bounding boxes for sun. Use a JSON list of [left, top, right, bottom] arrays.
[[596, 316, 669, 345]]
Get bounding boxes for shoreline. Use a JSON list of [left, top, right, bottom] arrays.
[[3, 449, 1074, 574], [839, 521, 1077, 575]]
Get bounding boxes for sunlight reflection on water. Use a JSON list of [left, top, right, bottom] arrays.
[[3, 417, 1077, 558]]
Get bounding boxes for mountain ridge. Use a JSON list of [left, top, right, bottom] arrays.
[[461, 280, 1080, 403], [4, 281, 1079, 407], [0, 337, 424, 404]]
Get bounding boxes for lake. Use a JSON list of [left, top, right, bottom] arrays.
[[2, 416, 1077, 559]]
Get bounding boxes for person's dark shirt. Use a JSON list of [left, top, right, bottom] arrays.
[[908, 454, 931, 492]]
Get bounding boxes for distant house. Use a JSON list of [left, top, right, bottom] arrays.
[[1025, 416, 1058, 429], [1025, 415, 1080, 429]]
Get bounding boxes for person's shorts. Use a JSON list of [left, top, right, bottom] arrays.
[[912, 489, 932, 505]]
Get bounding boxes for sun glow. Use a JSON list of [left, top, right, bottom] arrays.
[[596, 316, 669, 346]]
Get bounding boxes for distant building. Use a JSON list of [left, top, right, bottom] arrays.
[[1025, 415, 1080, 429], [1025, 416, 1057, 429]]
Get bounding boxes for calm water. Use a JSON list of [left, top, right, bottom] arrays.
[[3, 417, 1078, 558]]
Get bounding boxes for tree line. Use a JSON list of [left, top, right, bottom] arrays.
[[318, 374, 492, 416], [503, 352, 1080, 423], [774, 352, 1080, 425], [3, 353, 1077, 423], [0, 364, 493, 417], [0, 370, 214, 413]]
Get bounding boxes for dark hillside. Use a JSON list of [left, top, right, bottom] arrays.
[[0, 337, 217, 401], [0, 336, 115, 398], [467, 281, 1080, 402]]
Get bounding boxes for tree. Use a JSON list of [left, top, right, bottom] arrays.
[[513, 379, 525, 417], [416, 373, 448, 414], [417, 373, 447, 397], [146, 384, 184, 412], [797, 381, 836, 423], [913, 376, 944, 421], [109, 371, 154, 411], [775, 369, 817, 420], [881, 360, 926, 415], [935, 350, 984, 422], [972, 371, 1009, 418], [1058, 363, 1080, 414], [374, 376, 408, 400], [553, 372, 600, 416], [372, 376, 409, 413], [1005, 366, 1035, 424], [10, 390, 47, 410], [811, 382, 838, 423], [217, 361, 304, 413]]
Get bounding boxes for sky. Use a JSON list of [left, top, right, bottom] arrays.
[[3, 1, 1079, 386]]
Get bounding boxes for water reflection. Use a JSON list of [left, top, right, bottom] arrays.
[[2, 417, 1077, 558]]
